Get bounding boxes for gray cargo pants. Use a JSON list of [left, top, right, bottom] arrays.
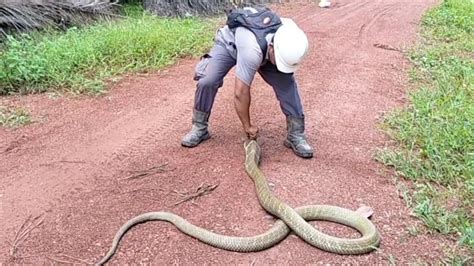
[[193, 43, 304, 117]]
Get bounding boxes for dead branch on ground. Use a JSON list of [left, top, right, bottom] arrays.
[[122, 162, 170, 180], [373, 43, 403, 52], [9, 214, 45, 259], [173, 183, 219, 206]]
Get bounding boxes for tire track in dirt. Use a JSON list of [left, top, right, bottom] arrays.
[[327, 0, 372, 23], [0, 70, 201, 261], [108, 98, 193, 166], [292, 0, 371, 27], [357, 6, 397, 44]]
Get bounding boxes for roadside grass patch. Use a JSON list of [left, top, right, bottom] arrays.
[[376, 0, 473, 256], [0, 4, 214, 95], [0, 106, 31, 128]]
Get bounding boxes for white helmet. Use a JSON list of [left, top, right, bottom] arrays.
[[273, 18, 309, 73]]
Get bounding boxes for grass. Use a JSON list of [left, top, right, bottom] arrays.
[[376, 0, 473, 255], [0, 4, 215, 95], [0, 106, 31, 128]]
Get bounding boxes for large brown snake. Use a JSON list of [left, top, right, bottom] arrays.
[[96, 140, 380, 265]]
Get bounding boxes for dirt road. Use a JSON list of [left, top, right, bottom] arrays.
[[1, 0, 452, 264]]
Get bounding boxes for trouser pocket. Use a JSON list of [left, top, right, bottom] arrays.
[[193, 54, 212, 81]]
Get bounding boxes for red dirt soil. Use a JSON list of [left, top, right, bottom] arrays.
[[1, 0, 454, 264]]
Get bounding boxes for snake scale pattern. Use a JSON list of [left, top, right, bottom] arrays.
[[96, 140, 380, 265]]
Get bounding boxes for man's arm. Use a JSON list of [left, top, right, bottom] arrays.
[[233, 28, 263, 139], [234, 78, 258, 139]]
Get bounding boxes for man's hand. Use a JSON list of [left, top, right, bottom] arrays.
[[245, 125, 259, 140]]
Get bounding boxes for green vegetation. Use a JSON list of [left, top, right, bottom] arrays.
[[377, 0, 473, 255], [0, 106, 31, 127], [0, 4, 214, 95]]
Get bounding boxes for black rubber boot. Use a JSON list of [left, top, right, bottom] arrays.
[[284, 116, 314, 158], [181, 109, 211, 147]]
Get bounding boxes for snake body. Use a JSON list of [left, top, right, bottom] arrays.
[[96, 140, 380, 265]]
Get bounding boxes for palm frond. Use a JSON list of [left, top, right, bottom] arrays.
[[0, 0, 120, 37]]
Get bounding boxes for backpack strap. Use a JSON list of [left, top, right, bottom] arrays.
[[226, 7, 282, 61]]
